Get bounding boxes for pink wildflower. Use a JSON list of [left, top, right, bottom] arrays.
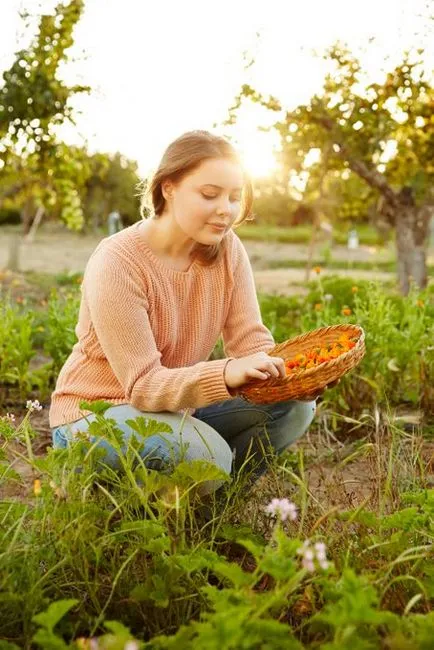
[[265, 498, 297, 522]]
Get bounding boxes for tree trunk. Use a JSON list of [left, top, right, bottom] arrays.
[[394, 205, 429, 295], [21, 197, 34, 235], [24, 205, 45, 243]]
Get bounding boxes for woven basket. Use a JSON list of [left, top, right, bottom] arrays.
[[237, 324, 365, 405]]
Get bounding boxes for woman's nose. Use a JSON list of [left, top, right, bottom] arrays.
[[217, 198, 231, 216]]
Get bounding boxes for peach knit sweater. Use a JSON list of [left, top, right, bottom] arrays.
[[49, 221, 275, 428]]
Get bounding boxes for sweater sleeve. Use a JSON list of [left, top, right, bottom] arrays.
[[221, 234, 275, 358], [83, 248, 233, 412]]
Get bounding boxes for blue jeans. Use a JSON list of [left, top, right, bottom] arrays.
[[51, 397, 316, 485]]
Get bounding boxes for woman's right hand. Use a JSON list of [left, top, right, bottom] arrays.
[[224, 352, 286, 389]]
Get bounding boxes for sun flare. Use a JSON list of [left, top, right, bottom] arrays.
[[236, 134, 280, 180]]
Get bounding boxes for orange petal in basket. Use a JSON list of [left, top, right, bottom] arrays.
[[237, 324, 365, 405]]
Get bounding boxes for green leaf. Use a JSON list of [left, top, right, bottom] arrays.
[[125, 416, 173, 438], [79, 399, 114, 415], [171, 459, 230, 485], [103, 619, 135, 638], [32, 630, 69, 650], [259, 551, 297, 581], [118, 519, 166, 540], [32, 598, 78, 632]]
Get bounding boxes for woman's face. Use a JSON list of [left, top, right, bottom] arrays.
[[162, 157, 245, 245]]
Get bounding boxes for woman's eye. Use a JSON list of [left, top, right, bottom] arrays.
[[202, 193, 217, 200], [231, 195, 241, 203]]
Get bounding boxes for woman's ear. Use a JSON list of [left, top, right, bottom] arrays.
[[161, 180, 174, 202]]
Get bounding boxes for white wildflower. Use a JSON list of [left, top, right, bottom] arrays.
[[297, 539, 329, 572], [265, 498, 297, 522], [26, 400, 43, 412]]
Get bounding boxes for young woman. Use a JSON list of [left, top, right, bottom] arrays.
[[49, 130, 318, 483]]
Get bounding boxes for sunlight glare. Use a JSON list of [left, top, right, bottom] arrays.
[[235, 130, 280, 179]]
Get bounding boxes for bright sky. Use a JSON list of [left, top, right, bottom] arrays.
[[0, 0, 432, 178]]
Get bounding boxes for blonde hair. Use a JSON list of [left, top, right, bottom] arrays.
[[139, 130, 254, 264]]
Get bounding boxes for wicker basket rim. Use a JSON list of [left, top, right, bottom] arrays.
[[265, 324, 365, 383]]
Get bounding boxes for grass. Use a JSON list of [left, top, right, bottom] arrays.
[[1, 269, 434, 648], [1, 404, 434, 648], [266, 258, 434, 275], [236, 222, 389, 246]]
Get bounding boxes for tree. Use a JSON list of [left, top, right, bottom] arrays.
[[226, 44, 434, 294], [0, 0, 89, 233], [81, 151, 141, 231]]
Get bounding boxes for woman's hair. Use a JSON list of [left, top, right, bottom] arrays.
[[139, 130, 254, 264]]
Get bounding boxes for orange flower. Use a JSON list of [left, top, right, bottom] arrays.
[[352, 286, 358, 293], [341, 307, 352, 316], [284, 335, 358, 375], [313, 266, 321, 275], [314, 303, 323, 311], [33, 479, 42, 496], [417, 299, 424, 308], [16, 296, 23, 304]]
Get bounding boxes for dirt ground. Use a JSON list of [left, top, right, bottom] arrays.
[[0, 224, 405, 295], [3, 406, 433, 513]]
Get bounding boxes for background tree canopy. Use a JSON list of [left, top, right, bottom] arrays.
[[0, 0, 140, 233], [224, 43, 434, 293], [0, 2, 432, 293]]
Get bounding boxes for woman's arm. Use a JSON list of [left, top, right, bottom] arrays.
[[83, 249, 233, 411]]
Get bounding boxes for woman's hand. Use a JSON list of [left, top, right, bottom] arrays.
[[224, 352, 342, 399], [224, 352, 286, 389]]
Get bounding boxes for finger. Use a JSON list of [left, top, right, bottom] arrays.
[[246, 368, 269, 381], [264, 361, 280, 378], [270, 356, 286, 378]]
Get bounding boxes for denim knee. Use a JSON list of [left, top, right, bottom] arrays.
[[290, 400, 316, 426], [270, 399, 316, 449], [211, 437, 233, 476]]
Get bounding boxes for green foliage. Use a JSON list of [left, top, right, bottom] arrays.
[[1, 405, 434, 648], [1, 273, 434, 648], [0, 1, 89, 231], [0, 292, 37, 397], [226, 42, 434, 292], [237, 222, 385, 246], [43, 288, 80, 376], [258, 276, 434, 413], [1, 273, 433, 414]]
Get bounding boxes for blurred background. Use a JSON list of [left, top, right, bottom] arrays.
[[0, 0, 433, 293]]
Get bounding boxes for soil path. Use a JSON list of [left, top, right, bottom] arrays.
[[0, 226, 400, 295]]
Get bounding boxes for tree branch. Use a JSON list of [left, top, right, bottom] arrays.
[[313, 114, 399, 208]]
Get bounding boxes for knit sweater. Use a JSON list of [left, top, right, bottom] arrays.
[[49, 221, 275, 428]]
